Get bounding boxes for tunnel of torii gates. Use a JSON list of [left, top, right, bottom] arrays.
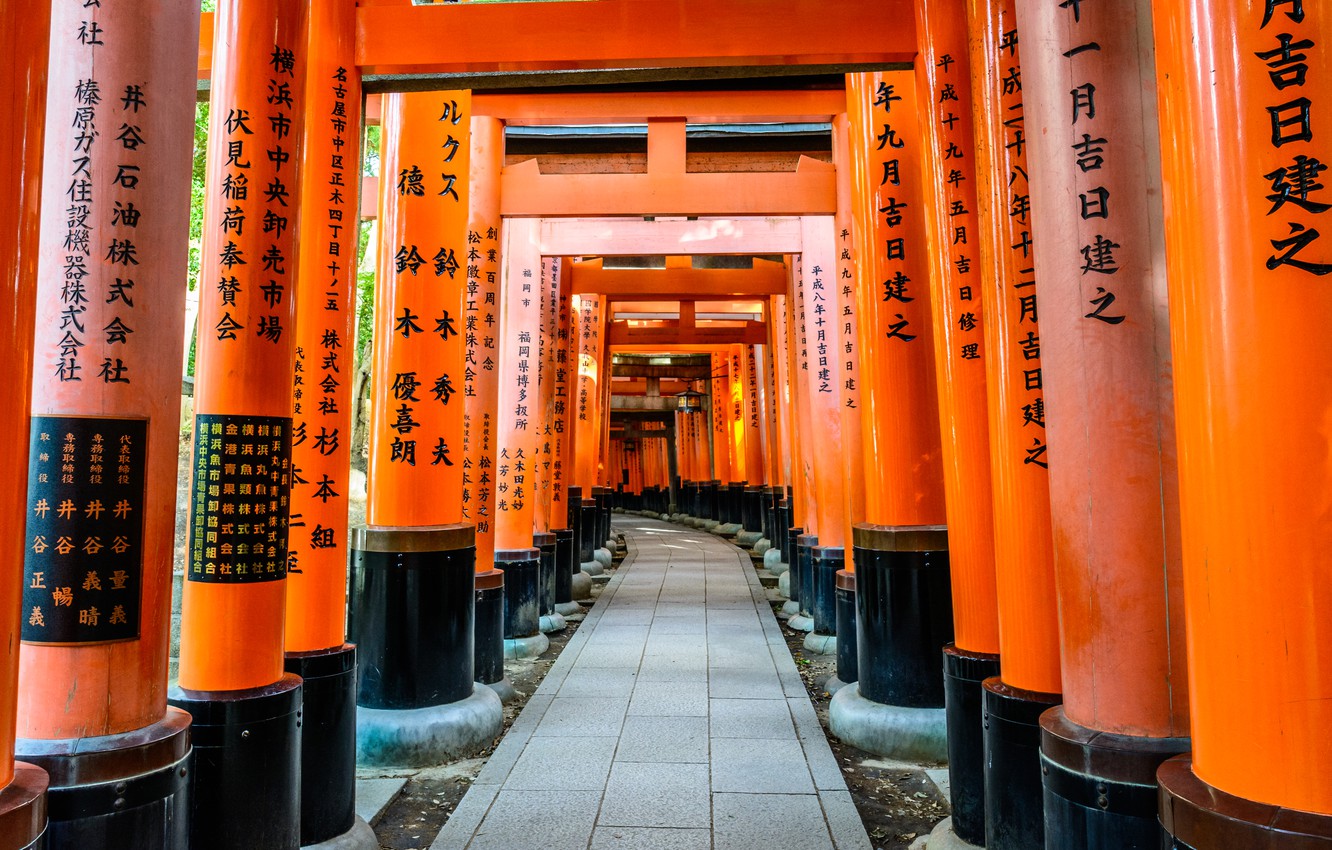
[[0, 0, 1327, 849]]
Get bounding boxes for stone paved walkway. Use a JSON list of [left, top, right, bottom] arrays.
[[431, 516, 872, 850]]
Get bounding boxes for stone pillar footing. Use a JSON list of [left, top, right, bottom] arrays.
[[356, 684, 503, 768], [0, 762, 48, 850], [787, 614, 815, 633], [1041, 706, 1188, 850], [982, 677, 1061, 850], [1158, 754, 1332, 849], [504, 633, 550, 660], [803, 632, 837, 656], [15, 709, 191, 850], [169, 675, 303, 850], [302, 816, 377, 850], [828, 683, 947, 762], [554, 601, 585, 618], [480, 677, 518, 705]]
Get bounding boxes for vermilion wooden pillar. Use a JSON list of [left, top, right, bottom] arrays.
[[0, 2, 50, 847], [829, 71, 952, 765], [913, 0, 1003, 841], [770, 293, 795, 565], [571, 294, 606, 565], [349, 90, 502, 768], [710, 348, 731, 517], [493, 218, 547, 659], [1153, 3, 1332, 845], [19, 0, 198, 844], [967, 0, 1063, 846], [171, 2, 308, 847], [279, 3, 369, 845], [463, 114, 507, 698], [1014, 0, 1191, 845], [549, 261, 580, 618]]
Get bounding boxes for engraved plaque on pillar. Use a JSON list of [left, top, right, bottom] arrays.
[[22, 415, 148, 644], [187, 413, 292, 584]]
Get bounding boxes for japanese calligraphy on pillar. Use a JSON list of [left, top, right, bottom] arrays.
[[991, 13, 1049, 469], [711, 351, 731, 482], [551, 265, 571, 512], [495, 254, 539, 534], [836, 227, 860, 409], [22, 417, 146, 643], [572, 293, 604, 490], [1253, 0, 1329, 275], [188, 414, 292, 583], [368, 91, 471, 528], [462, 220, 500, 537], [288, 60, 359, 579], [534, 258, 560, 525], [866, 75, 932, 349]]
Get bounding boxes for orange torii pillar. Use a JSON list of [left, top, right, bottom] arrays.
[[770, 293, 796, 569], [827, 114, 866, 683], [1016, 0, 1192, 845], [738, 343, 766, 540], [493, 218, 548, 660], [783, 266, 820, 625], [1153, 4, 1332, 847], [532, 257, 569, 632], [281, 4, 372, 847], [170, 2, 308, 846], [0, 3, 51, 848], [912, 0, 1004, 842], [549, 265, 583, 615], [794, 220, 849, 649], [828, 72, 953, 764], [707, 349, 732, 527], [349, 90, 502, 769], [462, 114, 508, 701], [968, 1, 1064, 846], [571, 294, 611, 571], [12, 1, 194, 847], [721, 344, 747, 530], [757, 324, 784, 557]]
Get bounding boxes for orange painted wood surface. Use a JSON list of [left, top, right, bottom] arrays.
[[847, 73, 947, 530], [1017, 0, 1187, 738], [179, 0, 307, 693], [494, 218, 542, 550], [912, 0, 1001, 657], [967, 0, 1061, 696], [463, 115, 503, 567], [285, 0, 362, 655], [0, 0, 51, 786], [1154, 0, 1332, 813], [832, 116, 867, 565], [366, 90, 470, 528]]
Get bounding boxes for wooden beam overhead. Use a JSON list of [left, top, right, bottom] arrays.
[[607, 319, 767, 347], [539, 216, 809, 257], [500, 156, 835, 217], [352, 1, 917, 81], [473, 90, 845, 126], [571, 264, 787, 299]]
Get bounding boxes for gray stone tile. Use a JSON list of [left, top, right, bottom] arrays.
[[819, 789, 875, 850], [710, 698, 797, 739], [532, 696, 629, 737], [354, 777, 406, 826], [712, 792, 834, 850], [650, 618, 706, 636], [575, 642, 646, 668], [598, 762, 711, 828], [556, 667, 640, 698], [427, 783, 498, 849], [710, 664, 786, 700], [629, 680, 709, 716], [615, 715, 709, 763], [644, 632, 707, 656], [590, 827, 712, 850], [637, 653, 710, 683], [505, 735, 617, 791], [788, 698, 847, 791], [466, 790, 601, 850], [711, 738, 816, 794]]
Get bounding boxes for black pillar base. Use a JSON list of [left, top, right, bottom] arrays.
[[1159, 755, 1332, 849], [284, 645, 357, 847], [169, 675, 303, 850], [535, 533, 557, 618], [811, 546, 842, 635], [496, 547, 541, 640], [578, 500, 597, 562], [982, 677, 1061, 850], [835, 570, 858, 685], [553, 528, 575, 604], [1041, 707, 1187, 850], [853, 524, 953, 708], [787, 528, 806, 604], [473, 569, 505, 686], [795, 534, 817, 615], [742, 486, 762, 533], [0, 762, 47, 850], [943, 644, 1001, 846], [566, 485, 583, 558], [777, 502, 792, 561], [17, 709, 190, 850], [349, 525, 477, 709]]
